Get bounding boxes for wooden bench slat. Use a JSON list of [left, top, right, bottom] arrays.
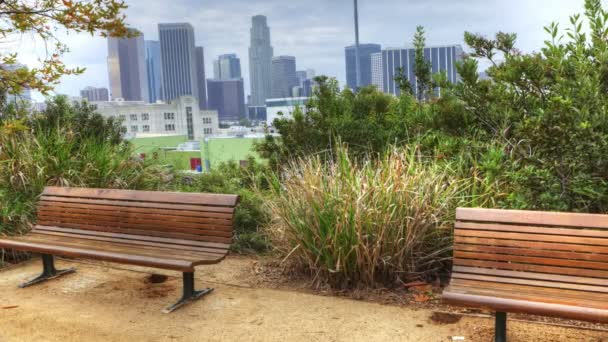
[[38, 201, 234, 219], [454, 243, 608, 263], [455, 221, 608, 238], [43, 187, 239, 207], [34, 225, 230, 250], [455, 229, 608, 246], [37, 218, 234, 240], [21, 234, 223, 261], [32, 229, 228, 255], [453, 266, 608, 287], [37, 211, 233, 233], [454, 250, 608, 271], [40, 196, 235, 214], [0, 238, 203, 271], [456, 208, 608, 229], [454, 236, 608, 254], [454, 258, 608, 279], [451, 272, 608, 293], [33, 221, 232, 244]]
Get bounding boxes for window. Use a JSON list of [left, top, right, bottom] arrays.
[[164, 112, 175, 120], [186, 106, 194, 140], [164, 124, 175, 131], [202, 117, 212, 124], [118, 114, 126, 121], [142, 125, 150, 133], [142, 113, 149, 121], [203, 128, 212, 135], [131, 125, 138, 132], [130, 114, 138, 121]]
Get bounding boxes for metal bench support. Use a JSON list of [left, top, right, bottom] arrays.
[[162, 272, 213, 313], [19, 254, 76, 288], [495, 312, 507, 342]]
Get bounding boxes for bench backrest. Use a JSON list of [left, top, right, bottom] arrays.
[[36, 187, 239, 244], [453, 208, 608, 290]]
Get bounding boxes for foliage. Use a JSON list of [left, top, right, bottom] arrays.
[[168, 158, 272, 253], [0, 0, 131, 96], [0, 97, 160, 234], [413, 25, 432, 101], [266, 145, 497, 288]]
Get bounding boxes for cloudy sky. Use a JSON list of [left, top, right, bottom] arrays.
[[15, 0, 604, 100]]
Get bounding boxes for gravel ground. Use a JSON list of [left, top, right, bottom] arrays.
[[0, 256, 606, 342]]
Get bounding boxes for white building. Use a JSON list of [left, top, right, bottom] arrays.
[[94, 96, 219, 140], [265, 97, 309, 126]]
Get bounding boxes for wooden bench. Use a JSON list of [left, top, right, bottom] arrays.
[[442, 208, 608, 341], [0, 186, 239, 313]]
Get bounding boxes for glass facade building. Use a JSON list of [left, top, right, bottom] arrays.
[[195, 46, 208, 110], [213, 54, 242, 80], [80, 86, 109, 102], [380, 45, 463, 97], [158, 23, 199, 103], [144, 40, 162, 103], [344, 43, 381, 90], [248, 15, 274, 106], [207, 78, 246, 122], [107, 28, 148, 101], [270, 56, 297, 99]]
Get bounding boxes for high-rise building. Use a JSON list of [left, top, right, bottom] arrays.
[[158, 23, 198, 103], [213, 54, 242, 80], [345, 43, 381, 90], [370, 52, 383, 92], [248, 15, 274, 106], [80, 86, 109, 102], [270, 56, 297, 99], [144, 40, 162, 103], [107, 28, 149, 101], [207, 78, 246, 122], [195, 46, 207, 110], [380, 45, 463, 96], [296, 69, 315, 87]]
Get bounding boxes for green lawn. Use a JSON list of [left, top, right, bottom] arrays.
[[202, 137, 263, 168]]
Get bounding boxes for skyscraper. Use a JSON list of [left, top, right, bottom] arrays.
[[380, 45, 463, 96], [213, 54, 242, 80], [370, 52, 383, 92], [145, 40, 162, 103], [248, 15, 273, 106], [158, 23, 198, 103], [270, 56, 297, 99], [207, 78, 245, 122], [345, 43, 381, 90], [195, 46, 208, 109], [80, 86, 109, 102], [107, 28, 149, 101]]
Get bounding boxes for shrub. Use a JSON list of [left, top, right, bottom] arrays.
[[266, 146, 496, 288]]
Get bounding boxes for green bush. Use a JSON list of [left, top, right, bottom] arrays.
[[266, 146, 497, 288]]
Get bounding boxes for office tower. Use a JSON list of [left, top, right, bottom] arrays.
[[80, 86, 110, 102], [195, 46, 207, 110], [370, 52, 383, 92], [270, 56, 297, 99], [248, 15, 274, 106], [107, 28, 149, 101], [380, 45, 463, 96], [345, 43, 381, 90], [207, 78, 246, 122], [145, 40, 162, 103], [158, 23, 198, 103], [213, 54, 242, 80]]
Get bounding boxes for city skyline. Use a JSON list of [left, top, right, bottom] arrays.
[[21, 0, 588, 101]]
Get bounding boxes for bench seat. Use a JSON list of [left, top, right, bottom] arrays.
[[0, 226, 230, 271], [0, 186, 239, 313], [443, 207, 608, 340]]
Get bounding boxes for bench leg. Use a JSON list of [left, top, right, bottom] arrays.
[[19, 254, 76, 288], [162, 272, 213, 313], [495, 312, 507, 342]]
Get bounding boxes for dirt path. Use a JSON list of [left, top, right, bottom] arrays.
[[0, 257, 605, 341]]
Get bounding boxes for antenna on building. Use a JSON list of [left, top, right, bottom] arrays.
[[353, 0, 361, 90]]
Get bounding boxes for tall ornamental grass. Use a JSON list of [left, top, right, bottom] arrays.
[[267, 146, 496, 288]]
